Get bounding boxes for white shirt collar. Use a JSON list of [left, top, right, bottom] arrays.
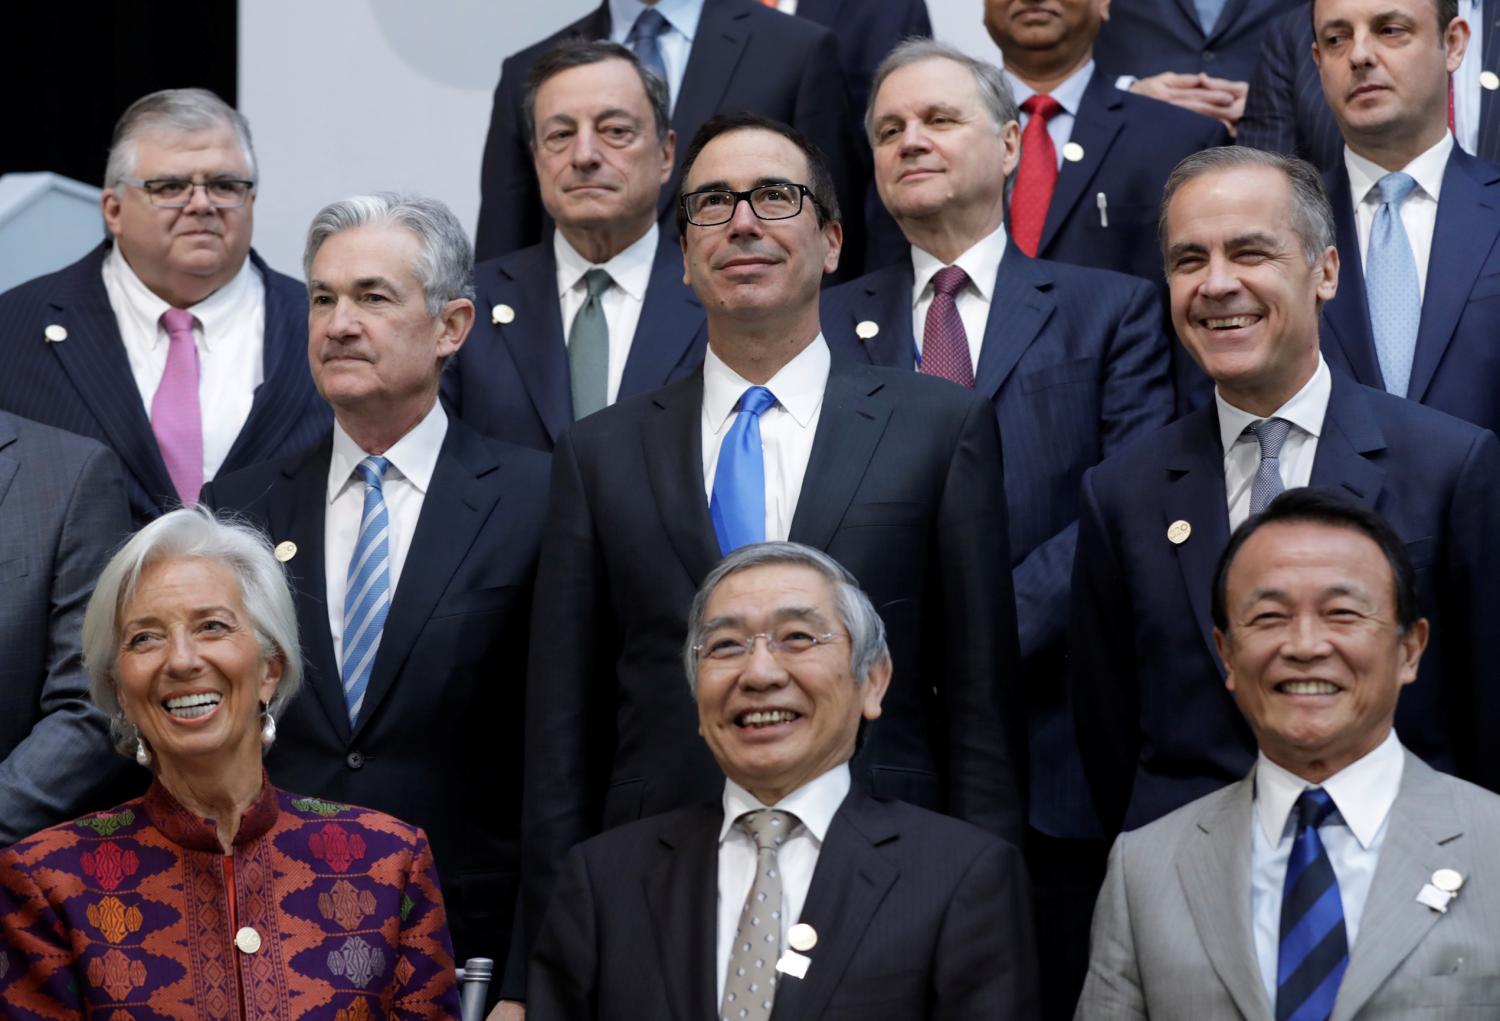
[[104, 244, 259, 352], [1003, 59, 1095, 116], [910, 220, 1009, 307], [609, 0, 703, 41], [327, 400, 448, 504], [553, 221, 659, 304], [702, 334, 831, 433], [1344, 132, 1453, 208], [718, 762, 851, 845], [1254, 730, 1405, 850], [1215, 355, 1332, 456]]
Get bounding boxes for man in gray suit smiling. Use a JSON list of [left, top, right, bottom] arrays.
[[1076, 487, 1500, 1020]]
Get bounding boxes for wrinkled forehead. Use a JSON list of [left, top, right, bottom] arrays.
[[1166, 166, 1295, 249]]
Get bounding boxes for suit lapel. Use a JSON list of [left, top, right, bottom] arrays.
[[1039, 74, 1123, 253], [1331, 755, 1467, 1021], [835, 262, 915, 369], [973, 249, 1055, 400], [1163, 409, 1233, 668], [770, 790, 900, 1021], [482, 247, 574, 443], [642, 375, 722, 586], [1408, 150, 1500, 403], [1481, 0, 1500, 158], [1320, 168, 1384, 389], [1176, 776, 1273, 1020], [666, 2, 752, 218], [1308, 375, 1387, 510], [222, 251, 307, 472], [619, 237, 704, 398], [1206, 0, 1251, 43], [788, 367, 894, 552], [0, 418, 20, 511], [643, 807, 721, 1021]]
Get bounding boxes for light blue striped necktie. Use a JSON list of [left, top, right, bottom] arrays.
[[1364, 172, 1422, 398], [342, 455, 392, 725]]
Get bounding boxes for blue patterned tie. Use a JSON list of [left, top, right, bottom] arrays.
[[342, 456, 391, 725], [710, 386, 777, 555], [1276, 789, 1348, 1021], [1365, 172, 1421, 398], [626, 8, 669, 88], [1247, 417, 1292, 515]]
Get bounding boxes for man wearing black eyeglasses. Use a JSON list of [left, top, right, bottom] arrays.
[[510, 110, 1026, 1009], [0, 87, 328, 526]]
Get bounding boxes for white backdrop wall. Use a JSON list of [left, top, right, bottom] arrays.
[[239, 0, 1000, 277]]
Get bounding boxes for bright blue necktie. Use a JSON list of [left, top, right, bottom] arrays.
[[710, 386, 777, 555], [342, 455, 391, 725], [1365, 172, 1421, 398], [626, 8, 669, 88], [1276, 788, 1349, 1021]]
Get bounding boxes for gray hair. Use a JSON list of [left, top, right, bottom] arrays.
[[82, 507, 304, 758], [682, 542, 890, 694], [865, 38, 1019, 146], [104, 88, 257, 191], [1159, 147, 1335, 266], [303, 192, 476, 316], [523, 40, 671, 145]]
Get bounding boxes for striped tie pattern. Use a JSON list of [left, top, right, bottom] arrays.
[[342, 456, 392, 725], [1276, 788, 1348, 1021]]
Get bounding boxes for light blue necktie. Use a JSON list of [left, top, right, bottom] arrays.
[[710, 386, 777, 555], [626, 8, 669, 88], [1276, 789, 1348, 1021], [342, 455, 391, 725], [1195, 0, 1226, 33], [1364, 172, 1422, 398], [1247, 417, 1292, 516]]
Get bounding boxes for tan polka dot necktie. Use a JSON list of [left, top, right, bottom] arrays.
[[720, 809, 796, 1021]]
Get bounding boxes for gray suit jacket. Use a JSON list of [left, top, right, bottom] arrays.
[[0, 411, 133, 843], [1075, 751, 1500, 1019]]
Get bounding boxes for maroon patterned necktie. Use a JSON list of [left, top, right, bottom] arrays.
[[1011, 94, 1063, 257], [921, 265, 973, 387]]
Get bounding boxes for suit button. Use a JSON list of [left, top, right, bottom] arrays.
[[346, 751, 365, 769], [1202, 49, 1215, 62]]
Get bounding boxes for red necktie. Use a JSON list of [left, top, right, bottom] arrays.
[[921, 266, 974, 387], [1011, 94, 1063, 257]]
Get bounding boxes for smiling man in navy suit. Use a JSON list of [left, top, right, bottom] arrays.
[[445, 42, 707, 450]]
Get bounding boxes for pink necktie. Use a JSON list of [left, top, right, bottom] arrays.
[[153, 308, 204, 504], [921, 265, 974, 387]]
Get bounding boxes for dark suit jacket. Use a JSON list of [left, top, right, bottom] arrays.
[[442, 235, 707, 450], [820, 250, 1174, 838], [1026, 70, 1229, 414], [1093, 0, 1303, 84], [513, 361, 1024, 995], [0, 241, 329, 526], [473, 0, 870, 276], [200, 417, 550, 971], [0, 412, 134, 844], [1320, 148, 1500, 438], [529, 786, 1039, 1021], [1070, 373, 1500, 834], [1240, 3, 1500, 173]]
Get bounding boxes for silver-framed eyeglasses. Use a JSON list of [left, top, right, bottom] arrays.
[[117, 177, 256, 208], [693, 629, 845, 662], [681, 183, 820, 226]]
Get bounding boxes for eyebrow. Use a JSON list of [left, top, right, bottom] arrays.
[[701, 606, 833, 631], [1242, 583, 1367, 605], [689, 176, 800, 193], [122, 604, 240, 630]]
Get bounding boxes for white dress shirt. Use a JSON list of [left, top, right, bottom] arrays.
[[910, 222, 1008, 375], [1455, 0, 1484, 155], [1217, 355, 1331, 531], [608, 0, 704, 113], [1345, 133, 1452, 303], [701, 336, 829, 541], [1005, 61, 1096, 170], [716, 764, 850, 1006], [324, 401, 448, 673], [555, 222, 658, 406], [101, 246, 265, 483], [1250, 730, 1405, 1004]]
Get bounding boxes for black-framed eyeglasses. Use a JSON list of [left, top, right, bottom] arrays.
[[681, 183, 820, 226], [116, 177, 256, 209]]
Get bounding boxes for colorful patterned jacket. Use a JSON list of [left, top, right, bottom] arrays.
[[0, 776, 460, 1020]]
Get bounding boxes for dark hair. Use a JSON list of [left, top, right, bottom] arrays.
[[675, 111, 842, 238], [1211, 488, 1420, 633], [1310, 0, 1459, 39], [522, 40, 670, 146]]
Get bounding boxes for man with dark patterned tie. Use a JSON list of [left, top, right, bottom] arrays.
[[1075, 488, 1500, 1020], [529, 542, 1039, 1020]]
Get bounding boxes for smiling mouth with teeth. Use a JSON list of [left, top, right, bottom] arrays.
[[1276, 680, 1340, 695], [736, 709, 801, 728], [164, 692, 224, 720], [1203, 315, 1260, 330]]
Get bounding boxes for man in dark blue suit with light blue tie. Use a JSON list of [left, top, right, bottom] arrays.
[[820, 40, 1173, 1017], [1071, 147, 1500, 852], [444, 42, 706, 450], [1306, 0, 1500, 440]]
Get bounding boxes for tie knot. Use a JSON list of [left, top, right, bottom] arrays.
[[355, 455, 390, 490], [1375, 171, 1418, 207], [1021, 94, 1063, 121], [738, 809, 795, 851], [161, 308, 196, 338], [628, 7, 669, 40], [1295, 788, 1339, 829], [931, 265, 969, 298], [737, 385, 777, 417], [582, 267, 613, 300], [1247, 417, 1292, 459]]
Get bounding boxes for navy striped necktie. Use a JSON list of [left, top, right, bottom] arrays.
[[1276, 788, 1348, 1021]]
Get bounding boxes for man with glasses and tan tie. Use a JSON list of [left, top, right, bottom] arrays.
[[0, 88, 327, 526], [529, 542, 1039, 1020]]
